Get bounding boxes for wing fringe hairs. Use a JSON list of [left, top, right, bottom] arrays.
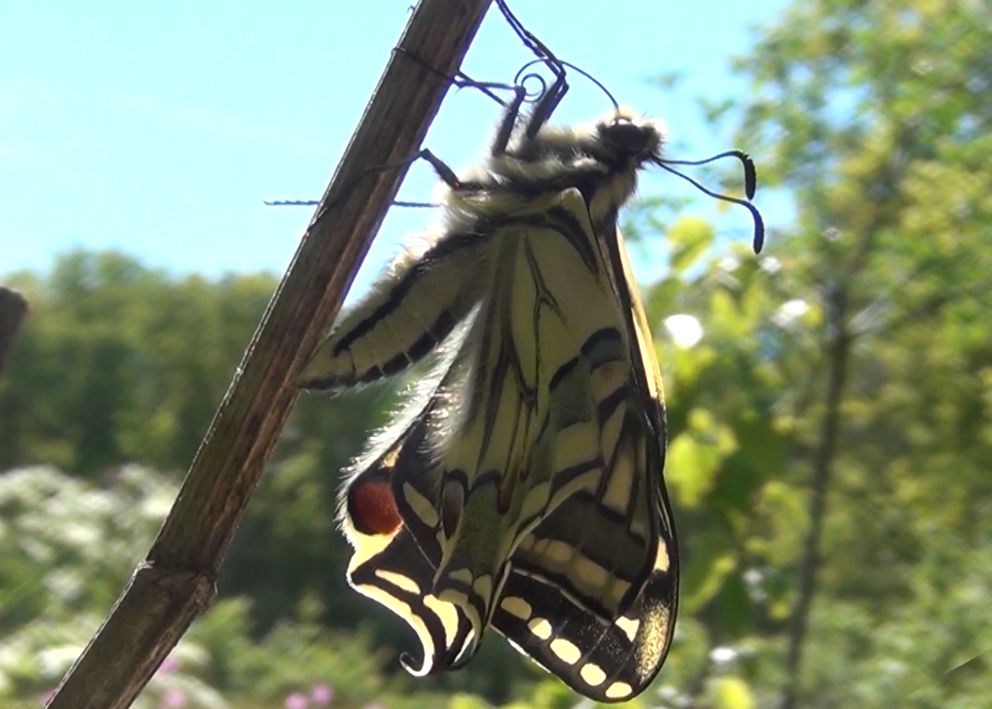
[[300, 108, 680, 702]]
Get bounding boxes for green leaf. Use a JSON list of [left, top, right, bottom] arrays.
[[668, 216, 715, 273], [709, 677, 756, 709]]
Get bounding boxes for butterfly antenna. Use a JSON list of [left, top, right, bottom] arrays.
[[652, 157, 766, 253], [661, 150, 757, 200]]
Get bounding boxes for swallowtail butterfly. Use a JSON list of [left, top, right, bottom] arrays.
[[300, 64, 761, 699]]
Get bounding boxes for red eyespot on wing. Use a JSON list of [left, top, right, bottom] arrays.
[[348, 479, 402, 535]]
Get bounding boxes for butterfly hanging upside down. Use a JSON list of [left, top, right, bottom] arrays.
[[299, 72, 761, 700]]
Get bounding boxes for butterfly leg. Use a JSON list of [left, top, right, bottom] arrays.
[[393, 47, 520, 108]]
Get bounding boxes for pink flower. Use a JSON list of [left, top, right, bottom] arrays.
[[311, 683, 334, 705], [285, 692, 309, 709], [156, 655, 181, 677], [161, 688, 188, 708]]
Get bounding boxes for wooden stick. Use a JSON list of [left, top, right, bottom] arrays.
[[47, 2, 492, 706]]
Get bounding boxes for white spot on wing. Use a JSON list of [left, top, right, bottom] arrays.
[[449, 568, 473, 585], [616, 615, 639, 642], [572, 555, 611, 594], [605, 681, 634, 699], [472, 574, 492, 601], [424, 594, 459, 647], [528, 617, 552, 640], [402, 482, 439, 526], [653, 541, 670, 572], [556, 421, 600, 472], [580, 662, 607, 686], [601, 445, 635, 514], [544, 539, 575, 565], [500, 596, 532, 621], [607, 576, 632, 607], [549, 638, 581, 665], [520, 481, 551, 521]]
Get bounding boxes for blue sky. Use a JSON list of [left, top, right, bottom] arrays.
[[1, 1, 789, 293]]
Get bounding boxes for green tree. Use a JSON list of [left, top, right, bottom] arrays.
[[0, 252, 278, 475], [634, 0, 991, 706], [0, 252, 390, 639]]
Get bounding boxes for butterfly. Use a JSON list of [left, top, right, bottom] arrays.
[[299, 67, 761, 699]]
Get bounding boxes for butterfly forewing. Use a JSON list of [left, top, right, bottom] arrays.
[[301, 232, 490, 390]]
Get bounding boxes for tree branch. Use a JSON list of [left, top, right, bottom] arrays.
[[0, 286, 28, 376], [781, 281, 850, 709], [47, 2, 492, 706]]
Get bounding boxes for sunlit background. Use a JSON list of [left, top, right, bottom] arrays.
[[2, 0, 990, 707]]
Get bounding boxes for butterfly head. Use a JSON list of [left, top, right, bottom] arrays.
[[593, 112, 665, 167], [509, 110, 666, 169]]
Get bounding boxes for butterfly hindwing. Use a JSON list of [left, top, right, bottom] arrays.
[[343, 403, 477, 674], [494, 557, 675, 702]]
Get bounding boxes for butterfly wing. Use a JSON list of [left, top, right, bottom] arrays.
[[491, 215, 678, 702], [341, 400, 478, 675], [320, 188, 676, 700], [300, 231, 490, 390]]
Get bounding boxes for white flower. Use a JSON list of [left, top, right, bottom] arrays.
[[719, 255, 741, 272], [773, 298, 810, 327], [710, 646, 738, 665], [664, 314, 703, 348], [760, 255, 782, 274]]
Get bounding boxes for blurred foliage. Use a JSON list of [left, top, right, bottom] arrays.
[[2, 0, 991, 706]]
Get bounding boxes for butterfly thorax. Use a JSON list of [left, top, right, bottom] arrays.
[[446, 113, 664, 232]]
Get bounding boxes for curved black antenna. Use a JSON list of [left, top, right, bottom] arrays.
[[652, 157, 765, 254], [495, 1, 622, 139], [660, 150, 757, 200], [513, 57, 620, 114]]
